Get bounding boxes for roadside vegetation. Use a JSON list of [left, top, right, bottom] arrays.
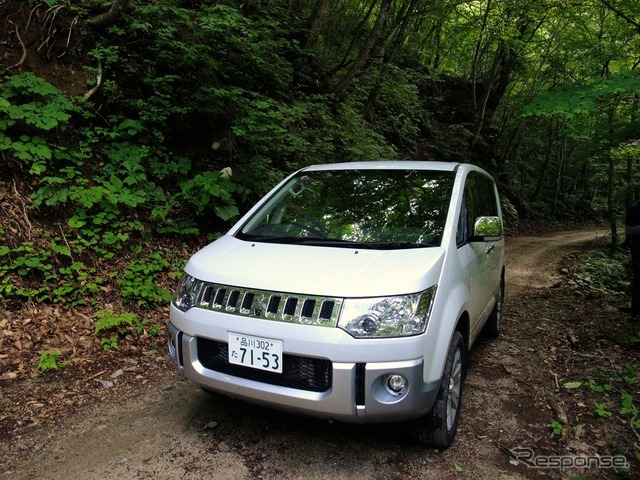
[[563, 247, 640, 468]]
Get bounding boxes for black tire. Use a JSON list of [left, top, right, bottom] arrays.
[[416, 331, 466, 448], [483, 277, 504, 339]]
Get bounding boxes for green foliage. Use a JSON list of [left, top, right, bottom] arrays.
[[569, 249, 629, 296], [2, 69, 243, 238], [563, 381, 582, 390], [549, 420, 564, 436], [620, 393, 638, 419], [594, 402, 613, 418], [232, 96, 311, 156], [523, 71, 640, 118], [116, 252, 171, 308], [0, 237, 104, 306], [178, 170, 242, 220], [94, 309, 138, 335], [587, 379, 613, 396], [101, 336, 119, 351], [36, 349, 74, 372], [93, 309, 162, 351], [585, 364, 639, 457], [0, 73, 78, 175]]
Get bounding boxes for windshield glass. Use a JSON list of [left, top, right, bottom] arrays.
[[237, 169, 455, 249]]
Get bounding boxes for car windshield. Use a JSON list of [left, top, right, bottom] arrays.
[[237, 168, 455, 249]]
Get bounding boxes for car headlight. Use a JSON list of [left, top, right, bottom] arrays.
[[338, 287, 436, 338], [172, 274, 202, 312]]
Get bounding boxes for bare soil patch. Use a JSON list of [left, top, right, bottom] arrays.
[[1, 228, 639, 479]]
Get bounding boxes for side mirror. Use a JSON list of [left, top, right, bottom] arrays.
[[470, 216, 503, 241]]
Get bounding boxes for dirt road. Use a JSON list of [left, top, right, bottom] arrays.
[[3, 228, 629, 479]]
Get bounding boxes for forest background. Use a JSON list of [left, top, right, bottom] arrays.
[[0, 0, 640, 369]]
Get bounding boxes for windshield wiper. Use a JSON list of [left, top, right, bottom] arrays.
[[241, 235, 361, 247], [358, 241, 434, 250], [240, 235, 434, 249]]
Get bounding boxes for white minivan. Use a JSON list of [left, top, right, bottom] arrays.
[[168, 161, 505, 447]]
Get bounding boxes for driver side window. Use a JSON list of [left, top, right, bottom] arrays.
[[457, 172, 499, 246]]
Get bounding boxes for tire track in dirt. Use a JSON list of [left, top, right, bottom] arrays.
[[505, 229, 604, 296]]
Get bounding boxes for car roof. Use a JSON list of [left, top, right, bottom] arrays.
[[300, 161, 462, 172]]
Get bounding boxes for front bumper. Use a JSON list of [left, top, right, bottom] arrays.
[[168, 320, 439, 423]]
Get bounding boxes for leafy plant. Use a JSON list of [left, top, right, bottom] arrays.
[[93, 309, 161, 351], [148, 324, 162, 336], [585, 364, 639, 461], [36, 349, 73, 372], [0, 239, 105, 306], [94, 309, 138, 335], [101, 336, 119, 351], [116, 251, 171, 308], [620, 393, 638, 418], [549, 420, 564, 436], [178, 170, 242, 220], [586, 379, 613, 396], [0, 73, 78, 175], [94, 309, 136, 351], [569, 249, 629, 296], [594, 402, 613, 418]]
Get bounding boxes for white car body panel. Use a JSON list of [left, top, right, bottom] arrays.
[[168, 161, 505, 424], [185, 237, 445, 298]]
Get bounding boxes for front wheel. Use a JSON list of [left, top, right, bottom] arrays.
[[416, 331, 466, 448]]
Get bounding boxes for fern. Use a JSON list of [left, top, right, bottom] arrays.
[[93, 309, 138, 334]]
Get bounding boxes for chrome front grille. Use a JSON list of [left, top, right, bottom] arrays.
[[195, 282, 342, 327]]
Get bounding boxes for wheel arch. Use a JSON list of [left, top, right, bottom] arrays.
[[455, 311, 470, 351]]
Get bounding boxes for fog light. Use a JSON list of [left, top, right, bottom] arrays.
[[385, 374, 407, 395]]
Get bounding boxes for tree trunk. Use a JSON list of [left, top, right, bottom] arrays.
[[629, 95, 639, 205], [530, 119, 555, 201], [305, 0, 332, 49], [363, 0, 418, 117], [471, 16, 544, 148], [471, 0, 493, 111], [333, 0, 391, 98], [332, 0, 377, 74], [432, 18, 443, 70], [606, 107, 617, 247], [553, 138, 566, 208]]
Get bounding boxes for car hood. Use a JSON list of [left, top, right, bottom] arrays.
[[184, 235, 444, 298]]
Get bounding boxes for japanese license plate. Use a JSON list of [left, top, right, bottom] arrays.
[[228, 332, 283, 373]]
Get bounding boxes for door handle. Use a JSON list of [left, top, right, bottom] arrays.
[[485, 244, 494, 255]]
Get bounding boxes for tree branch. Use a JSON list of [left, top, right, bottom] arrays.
[[83, 61, 103, 101], [88, 0, 129, 30], [600, 0, 640, 33]]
